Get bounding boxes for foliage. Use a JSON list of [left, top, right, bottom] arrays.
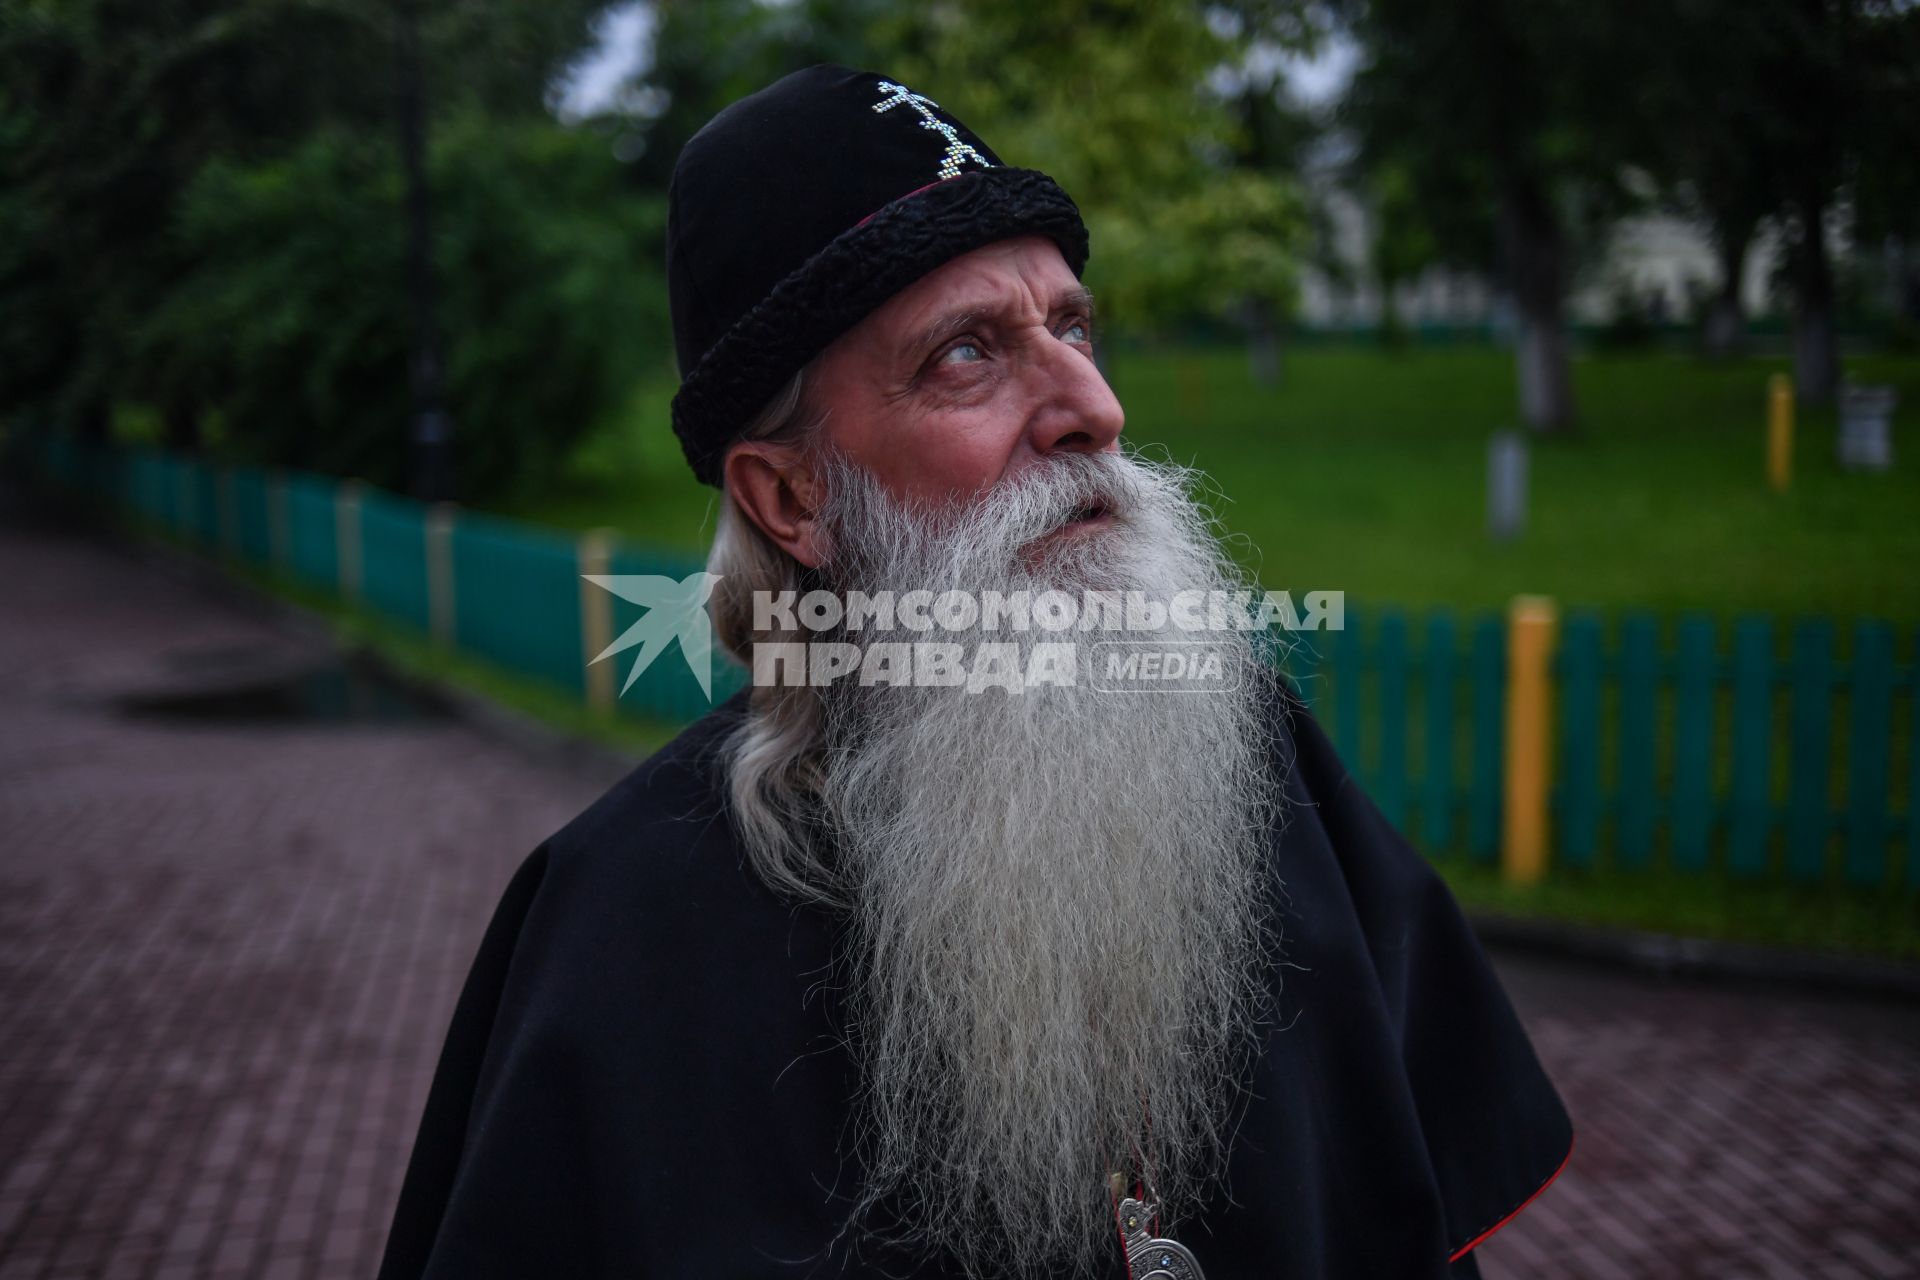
[[1344, 0, 1648, 276], [623, 0, 895, 188], [611, 0, 1317, 337], [0, 0, 618, 494], [0, 0, 374, 432], [1365, 158, 1439, 342], [1344, 0, 1661, 430], [875, 0, 1311, 332], [143, 115, 667, 497], [1535, 0, 1920, 374], [1850, 4, 1920, 251]]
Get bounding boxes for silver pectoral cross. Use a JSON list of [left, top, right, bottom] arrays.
[[1112, 1182, 1206, 1280]]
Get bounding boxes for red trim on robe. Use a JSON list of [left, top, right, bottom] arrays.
[[1448, 1129, 1576, 1262]]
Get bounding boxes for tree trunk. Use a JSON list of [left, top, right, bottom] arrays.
[[1499, 183, 1575, 433], [1789, 192, 1839, 406], [1702, 214, 1754, 360]]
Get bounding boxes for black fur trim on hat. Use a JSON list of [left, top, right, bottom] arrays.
[[672, 166, 1087, 486]]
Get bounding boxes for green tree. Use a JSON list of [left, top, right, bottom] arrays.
[[1216, 3, 1335, 379], [1365, 159, 1439, 346], [1638, 0, 1919, 393], [1347, 0, 1651, 433], [873, 0, 1311, 344], [1767, 0, 1920, 402], [0, 0, 617, 489], [0, 0, 392, 442], [603, 0, 1317, 364], [1850, 3, 1920, 336], [1631, 0, 1788, 359], [141, 116, 666, 497]]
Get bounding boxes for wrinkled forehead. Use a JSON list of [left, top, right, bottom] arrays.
[[863, 236, 1089, 355]]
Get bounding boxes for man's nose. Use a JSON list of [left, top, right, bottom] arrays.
[[1025, 341, 1125, 457]]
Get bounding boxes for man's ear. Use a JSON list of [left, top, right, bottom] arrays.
[[723, 441, 829, 568]]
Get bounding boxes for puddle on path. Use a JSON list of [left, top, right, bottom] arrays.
[[115, 658, 451, 726]]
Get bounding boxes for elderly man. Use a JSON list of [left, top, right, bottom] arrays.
[[378, 66, 1571, 1280]]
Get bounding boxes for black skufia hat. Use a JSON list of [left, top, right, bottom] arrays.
[[667, 64, 1090, 486]]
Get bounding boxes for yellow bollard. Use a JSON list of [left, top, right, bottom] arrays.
[[578, 529, 617, 715], [1767, 373, 1793, 493], [1502, 595, 1557, 886]]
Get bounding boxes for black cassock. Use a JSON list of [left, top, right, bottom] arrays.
[[377, 687, 1573, 1279]]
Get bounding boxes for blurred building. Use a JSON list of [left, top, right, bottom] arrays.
[[1288, 178, 1887, 336]]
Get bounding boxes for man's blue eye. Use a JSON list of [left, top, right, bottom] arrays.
[[1062, 322, 1090, 343], [941, 341, 984, 364]]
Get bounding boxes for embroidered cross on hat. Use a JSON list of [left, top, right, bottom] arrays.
[[665, 64, 1089, 486], [870, 80, 994, 180]]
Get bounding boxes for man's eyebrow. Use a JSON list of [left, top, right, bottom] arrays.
[[904, 287, 1098, 361], [1056, 286, 1096, 318], [907, 308, 986, 362]]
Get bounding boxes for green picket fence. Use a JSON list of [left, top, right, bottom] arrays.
[[1287, 606, 1917, 892], [1283, 612, 1511, 861], [21, 439, 1917, 894], [29, 440, 731, 728]]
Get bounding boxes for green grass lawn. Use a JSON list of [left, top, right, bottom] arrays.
[[1435, 855, 1920, 962], [502, 344, 1920, 625]]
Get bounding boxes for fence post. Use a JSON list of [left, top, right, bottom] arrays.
[[1377, 611, 1408, 829], [1558, 613, 1603, 870], [173, 460, 195, 542], [1671, 617, 1718, 872], [1334, 606, 1364, 771], [217, 466, 239, 559], [1502, 595, 1556, 885], [1422, 613, 1456, 851], [578, 529, 616, 715], [1845, 622, 1894, 887], [268, 471, 291, 571], [336, 479, 365, 606], [1468, 616, 1504, 862], [426, 503, 458, 650], [1615, 614, 1660, 869], [1767, 373, 1794, 493], [1786, 620, 1836, 881], [1727, 617, 1776, 877]]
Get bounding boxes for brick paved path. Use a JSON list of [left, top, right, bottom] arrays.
[[1, 514, 1915, 1279]]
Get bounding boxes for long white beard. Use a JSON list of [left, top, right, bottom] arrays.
[[812, 450, 1281, 1279]]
